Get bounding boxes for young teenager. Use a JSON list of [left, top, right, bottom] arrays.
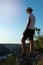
[[21, 7, 36, 56]]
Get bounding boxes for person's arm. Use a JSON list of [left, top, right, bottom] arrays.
[[23, 18, 31, 35], [25, 18, 31, 30]]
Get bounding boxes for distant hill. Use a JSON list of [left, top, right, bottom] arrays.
[[0, 44, 21, 56], [4, 44, 20, 50], [0, 44, 13, 56]]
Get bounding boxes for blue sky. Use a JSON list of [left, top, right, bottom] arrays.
[[0, 0, 43, 43]]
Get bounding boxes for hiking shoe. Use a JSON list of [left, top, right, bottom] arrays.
[[29, 54, 34, 57], [19, 53, 26, 57]]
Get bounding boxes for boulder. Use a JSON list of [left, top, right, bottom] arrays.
[[16, 54, 34, 65]]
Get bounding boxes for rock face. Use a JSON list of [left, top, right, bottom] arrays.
[[16, 53, 43, 65], [16, 54, 34, 65]]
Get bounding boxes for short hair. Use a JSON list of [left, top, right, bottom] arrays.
[[26, 7, 33, 12]]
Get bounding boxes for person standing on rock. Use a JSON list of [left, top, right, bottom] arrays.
[[21, 7, 36, 56]]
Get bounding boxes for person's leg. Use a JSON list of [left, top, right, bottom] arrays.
[[29, 40, 34, 55], [21, 29, 28, 54], [29, 29, 35, 55], [21, 39, 26, 54]]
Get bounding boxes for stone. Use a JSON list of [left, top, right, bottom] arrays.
[[16, 54, 34, 65]]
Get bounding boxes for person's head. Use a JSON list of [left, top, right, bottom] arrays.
[[26, 7, 33, 14]]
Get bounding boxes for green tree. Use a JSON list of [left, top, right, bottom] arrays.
[[34, 27, 43, 52], [35, 27, 41, 36]]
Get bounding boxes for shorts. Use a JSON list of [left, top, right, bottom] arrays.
[[22, 29, 35, 40]]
